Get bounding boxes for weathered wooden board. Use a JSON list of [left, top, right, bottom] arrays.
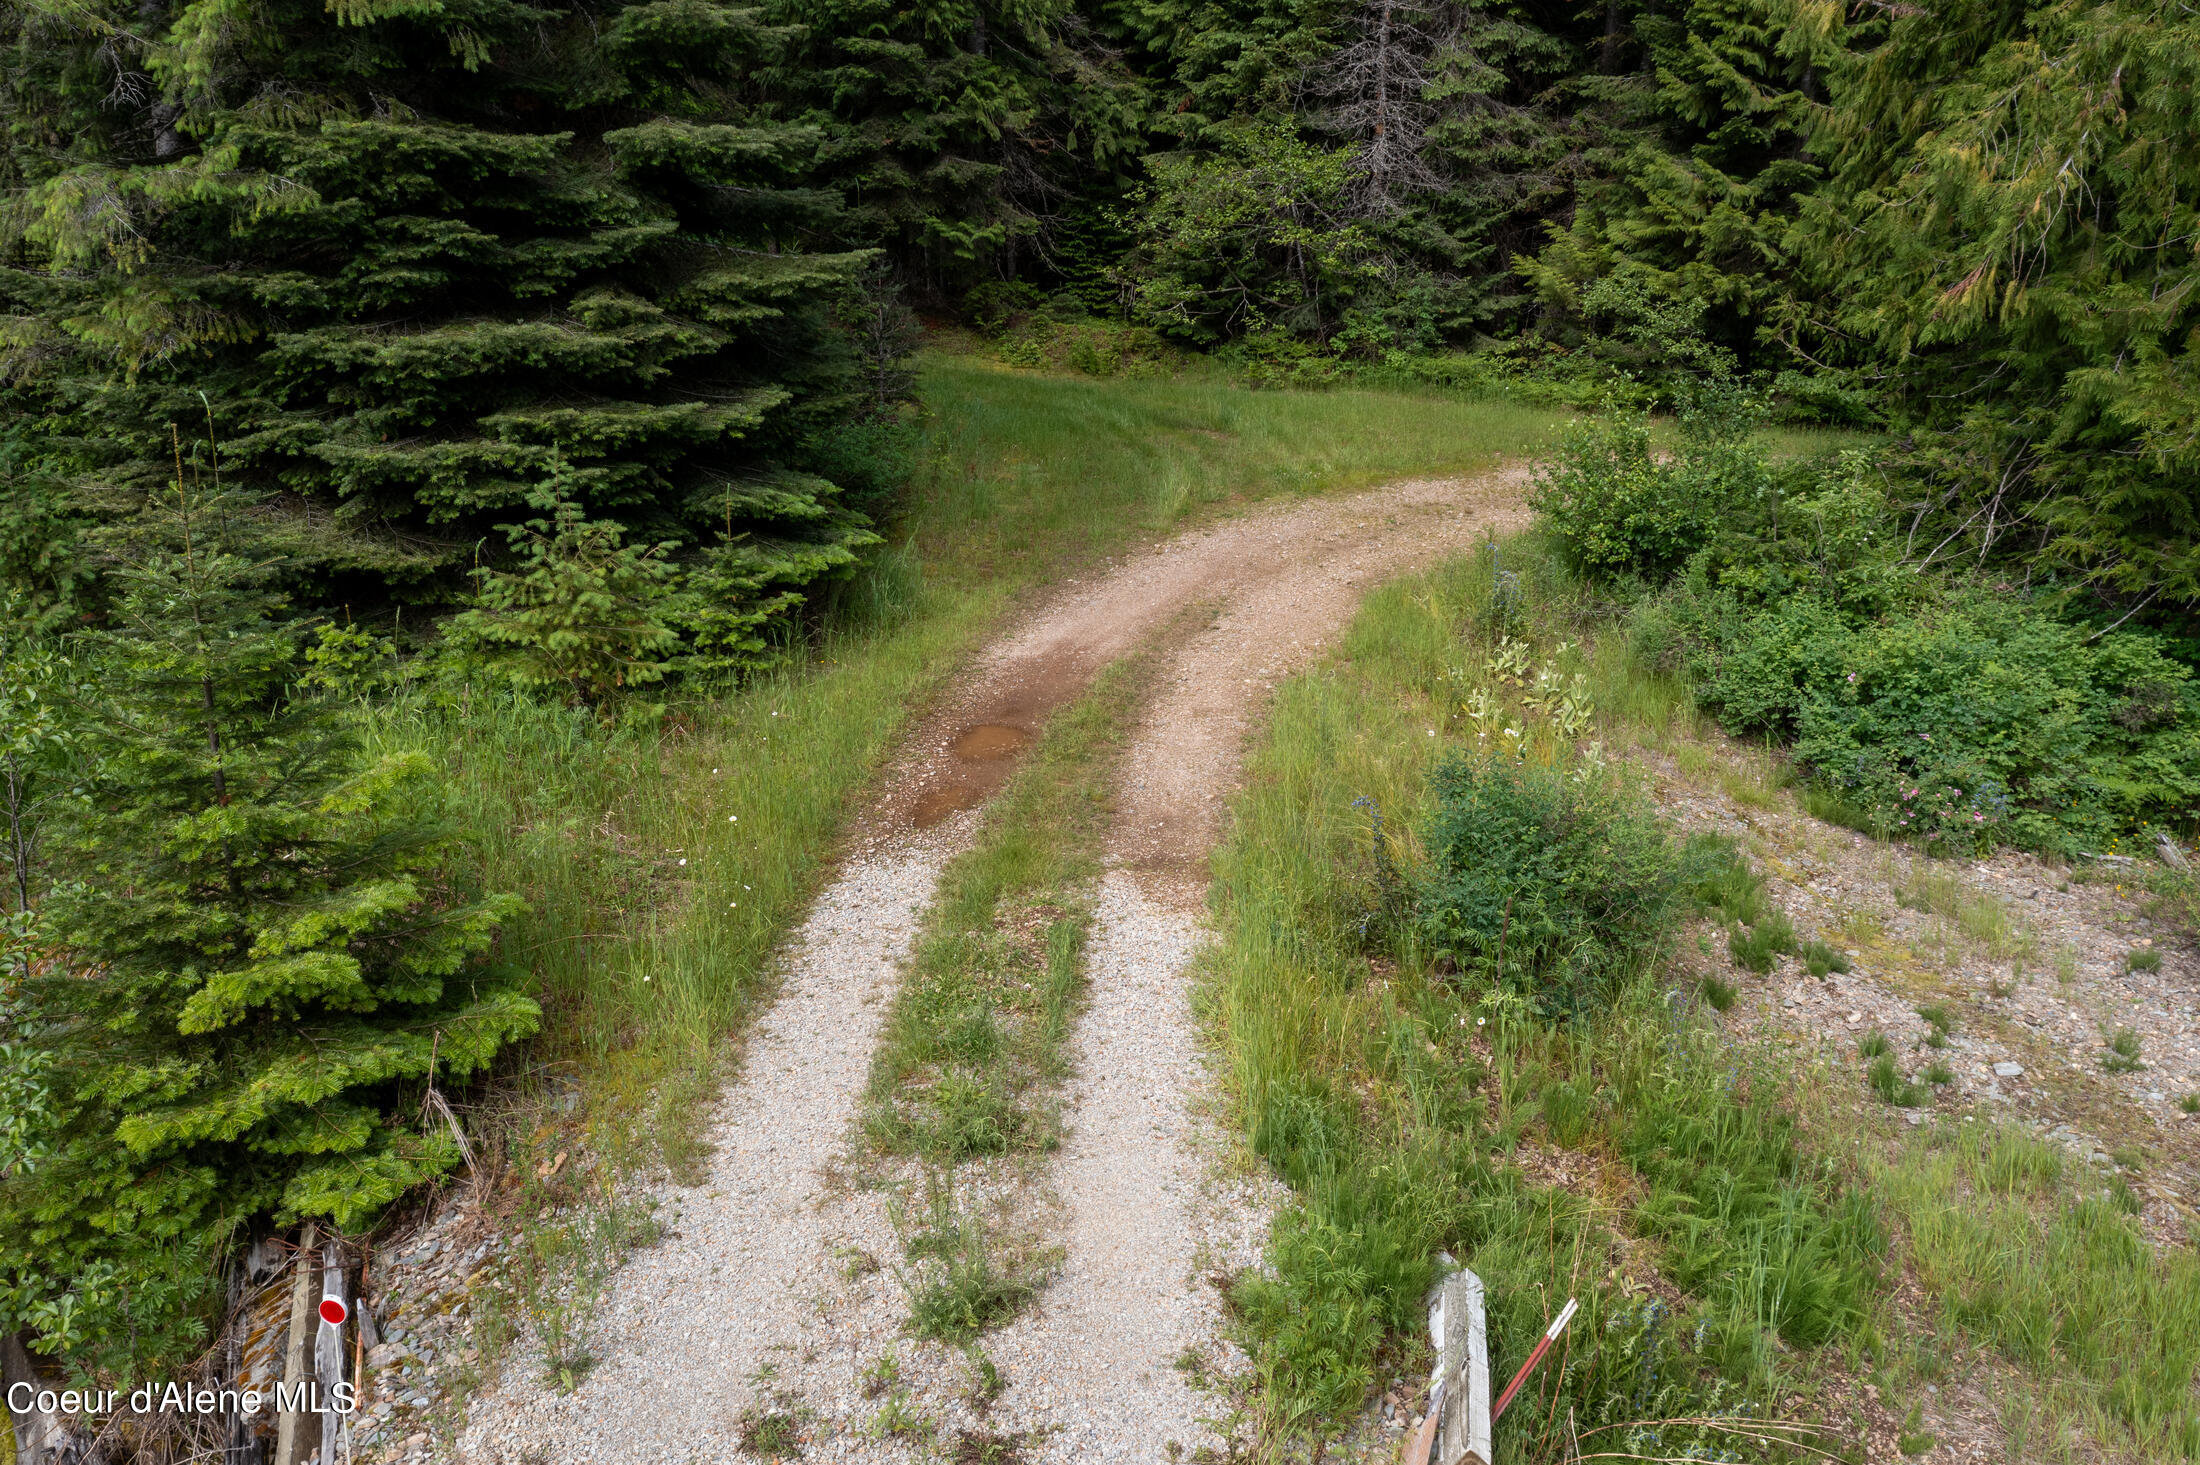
[[1433, 1269, 1492, 1465]]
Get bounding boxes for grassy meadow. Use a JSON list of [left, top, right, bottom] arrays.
[[1202, 530, 2200, 1460]]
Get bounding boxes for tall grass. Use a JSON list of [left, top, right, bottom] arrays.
[[360, 587, 999, 1170], [1207, 537, 1879, 1452], [1212, 527, 2200, 1459], [1875, 1123, 2200, 1458]]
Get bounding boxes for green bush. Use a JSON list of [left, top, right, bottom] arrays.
[[1611, 433, 2200, 857], [1529, 412, 1710, 577], [1416, 755, 1686, 1017], [1531, 386, 1780, 579]]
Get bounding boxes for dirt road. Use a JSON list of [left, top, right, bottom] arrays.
[[455, 468, 1529, 1463]]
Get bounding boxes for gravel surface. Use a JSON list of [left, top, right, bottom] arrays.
[[978, 872, 1279, 1462], [454, 842, 958, 1464], [1113, 472, 1529, 901], [1651, 753, 2200, 1248]]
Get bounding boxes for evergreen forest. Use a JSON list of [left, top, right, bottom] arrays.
[[2, 0, 2199, 1454]]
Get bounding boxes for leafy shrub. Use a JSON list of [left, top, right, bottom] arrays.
[[1531, 387, 1779, 579], [1701, 975, 1738, 1011], [1619, 435, 2200, 857], [1416, 755, 1685, 1016], [1529, 412, 1711, 577]]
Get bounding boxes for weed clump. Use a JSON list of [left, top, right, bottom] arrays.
[[1868, 1056, 1926, 1106], [1801, 939, 1852, 977], [1417, 755, 1683, 1016], [738, 1403, 807, 1459], [2102, 1029, 2145, 1074], [1728, 909, 1797, 972], [894, 1185, 1042, 1343]]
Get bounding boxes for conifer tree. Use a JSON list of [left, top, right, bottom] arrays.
[[0, 0, 880, 635], [760, 0, 1149, 302], [0, 473, 532, 1375], [1514, 0, 1824, 371], [1789, 0, 2200, 612]]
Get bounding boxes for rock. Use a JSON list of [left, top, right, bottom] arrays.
[[1993, 1061, 2024, 1078]]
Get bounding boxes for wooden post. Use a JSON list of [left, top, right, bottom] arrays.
[[1431, 1270, 1492, 1465], [315, 1243, 348, 1465], [273, 1224, 320, 1465]]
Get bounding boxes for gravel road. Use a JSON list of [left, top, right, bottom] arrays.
[[435, 468, 1531, 1464], [976, 872, 1277, 1462]]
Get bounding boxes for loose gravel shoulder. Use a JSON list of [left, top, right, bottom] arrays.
[[1647, 745, 2200, 1246], [453, 843, 957, 1463]]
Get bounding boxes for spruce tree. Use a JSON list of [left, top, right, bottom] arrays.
[[0, 475, 531, 1376], [1513, 0, 1825, 374], [0, 0, 879, 636]]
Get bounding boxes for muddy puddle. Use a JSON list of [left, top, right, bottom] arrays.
[[911, 722, 1040, 827]]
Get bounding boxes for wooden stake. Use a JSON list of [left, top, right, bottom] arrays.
[[273, 1224, 320, 1465]]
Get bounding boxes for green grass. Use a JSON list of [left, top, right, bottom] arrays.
[[1205, 533, 1881, 1449], [865, 649, 1151, 1161], [2103, 1028, 2146, 1074], [1799, 939, 1851, 977], [913, 353, 1562, 575], [362, 589, 1000, 1173], [1875, 1121, 2200, 1458]]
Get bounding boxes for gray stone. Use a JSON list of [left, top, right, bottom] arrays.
[[1993, 1061, 2024, 1078]]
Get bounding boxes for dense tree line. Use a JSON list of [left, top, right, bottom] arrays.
[[3, 0, 2194, 629]]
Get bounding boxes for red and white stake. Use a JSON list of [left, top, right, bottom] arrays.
[[1489, 1297, 1578, 1424]]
